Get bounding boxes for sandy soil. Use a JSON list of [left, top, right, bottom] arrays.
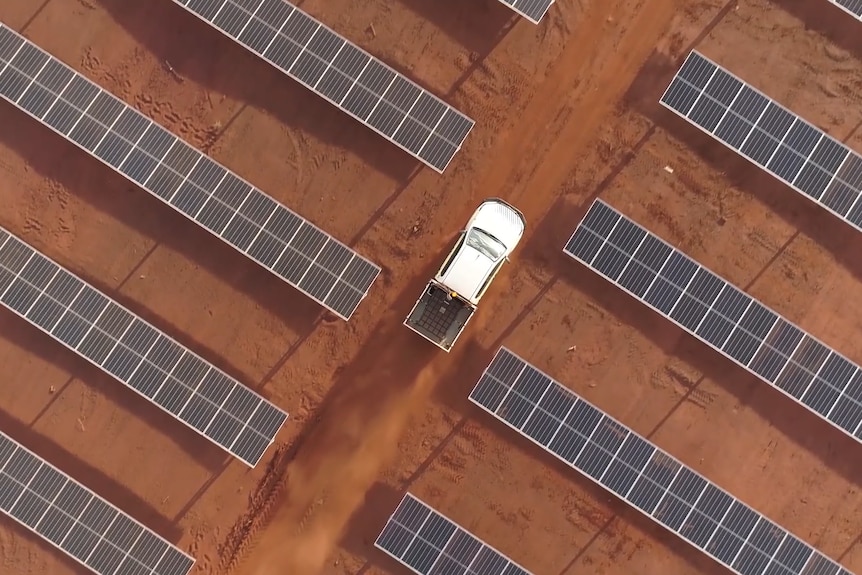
[[1, 0, 862, 574]]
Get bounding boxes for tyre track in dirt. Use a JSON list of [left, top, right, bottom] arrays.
[[215, 243, 473, 574], [236, 323, 461, 575]]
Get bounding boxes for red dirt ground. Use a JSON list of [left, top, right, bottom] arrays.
[[1, 0, 862, 574]]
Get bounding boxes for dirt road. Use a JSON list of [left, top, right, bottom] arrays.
[[231, 1, 682, 573], [3, 1, 862, 574]]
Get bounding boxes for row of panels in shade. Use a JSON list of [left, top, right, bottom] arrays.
[[2, 1, 862, 575]]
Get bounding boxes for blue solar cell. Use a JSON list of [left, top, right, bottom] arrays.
[[715, 111, 753, 149], [703, 70, 742, 106]]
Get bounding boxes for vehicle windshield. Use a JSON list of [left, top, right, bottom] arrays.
[[466, 228, 507, 261]]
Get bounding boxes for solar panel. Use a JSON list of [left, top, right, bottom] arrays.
[[0, 226, 287, 467], [375, 492, 533, 575], [660, 50, 862, 235], [564, 199, 862, 446], [169, 0, 475, 173], [0, 430, 195, 575], [826, 0, 862, 19], [0, 23, 380, 321], [470, 347, 854, 575], [495, 0, 556, 24]]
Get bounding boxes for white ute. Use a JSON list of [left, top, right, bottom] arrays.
[[404, 198, 526, 351]]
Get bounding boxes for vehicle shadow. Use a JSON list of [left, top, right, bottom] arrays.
[[0, 309, 230, 473], [95, 0, 424, 181], [0, 103, 325, 344]]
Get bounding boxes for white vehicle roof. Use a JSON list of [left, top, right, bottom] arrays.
[[436, 199, 525, 305]]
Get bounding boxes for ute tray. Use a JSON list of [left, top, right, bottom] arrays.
[[404, 282, 475, 351]]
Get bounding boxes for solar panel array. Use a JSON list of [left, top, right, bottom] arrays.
[[826, 0, 862, 20], [375, 492, 533, 575], [170, 0, 475, 173], [0, 431, 194, 575], [470, 347, 852, 575], [660, 50, 862, 235], [564, 199, 862, 445], [0, 226, 287, 467], [496, 0, 556, 24], [0, 23, 380, 321]]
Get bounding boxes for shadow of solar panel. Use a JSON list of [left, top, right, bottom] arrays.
[[469, 348, 853, 575], [375, 492, 534, 575], [0, 227, 287, 467], [660, 50, 862, 235], [564, 199, 862, 445], [827, 0, 862, 19], [0, 431, 194, 575], [496, 0, 556, 23], [169, 0, 475, 173], [0, 23, 380, 321]]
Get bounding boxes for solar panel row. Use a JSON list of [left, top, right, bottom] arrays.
[[0, 23, 380, 321], [170, 0, 475, 173], [660, 51, 862, 235], [470, 348, 852, 575], [826, 0, 862, 19], [0, 226, 287, 467], [375, 492, 533, 575], [564, 199, 862, 445], [0, 431, 194, 575], [495, 0, 556, 23]]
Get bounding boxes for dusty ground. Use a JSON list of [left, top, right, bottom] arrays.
[[1, 0, 862, 574]]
